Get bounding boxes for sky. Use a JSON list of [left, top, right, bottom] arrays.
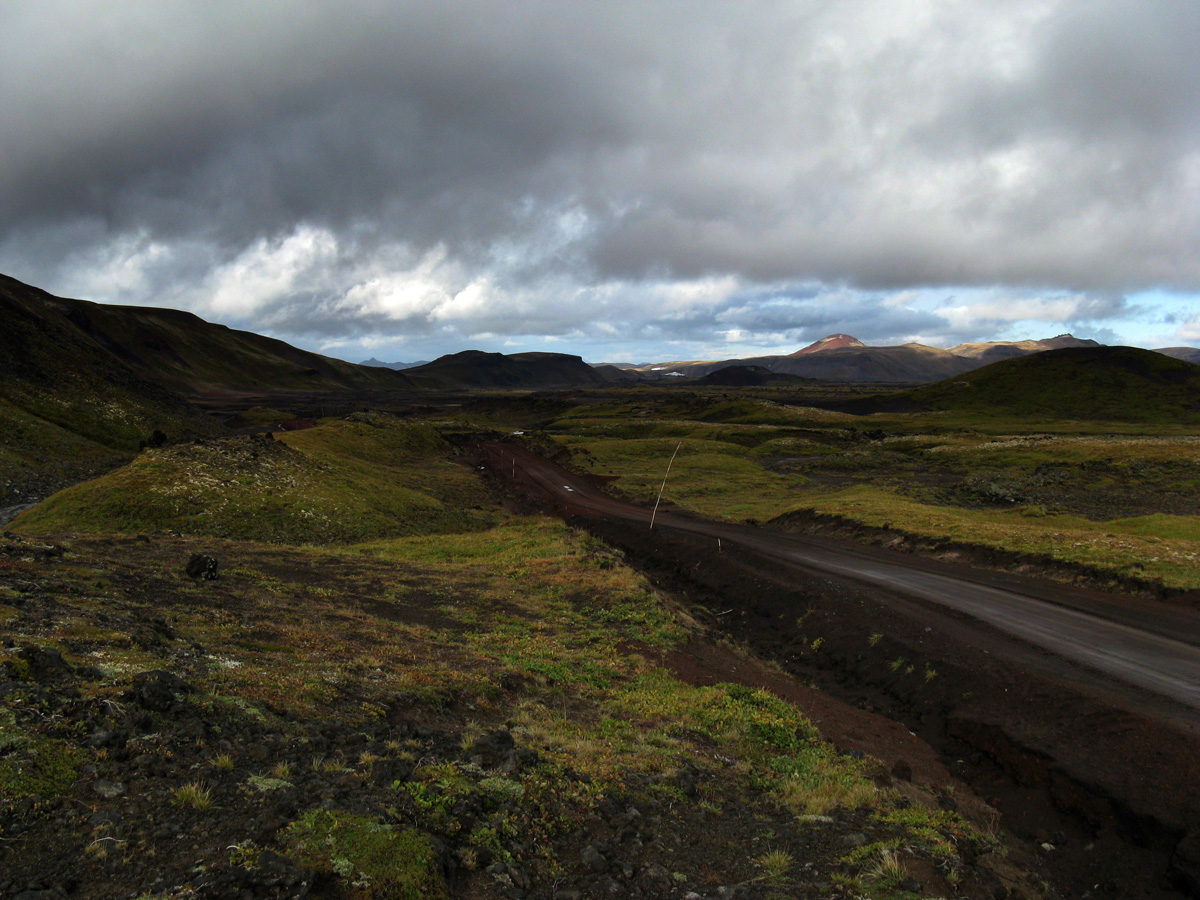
[[2, 1, 1199, 365]]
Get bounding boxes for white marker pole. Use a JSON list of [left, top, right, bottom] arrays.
[[650, 442, 681, 530]]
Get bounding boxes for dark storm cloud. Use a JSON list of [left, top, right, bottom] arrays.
[[1, 1, 1196, 358], [1, 3, 627, 250]]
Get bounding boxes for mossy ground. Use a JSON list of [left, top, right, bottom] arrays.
[[285, 809, 449, 900], [11, 414, 496, 543], [0, 398, 134, 508], [0, 411, 1029, 898], [0, 523, 1013, 899], [0, 705, 83, 800]]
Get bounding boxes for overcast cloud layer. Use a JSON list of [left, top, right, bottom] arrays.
[[3, 1, 1199, 362]]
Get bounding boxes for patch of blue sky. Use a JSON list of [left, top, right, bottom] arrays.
[[1121, 290, 1200, 347]]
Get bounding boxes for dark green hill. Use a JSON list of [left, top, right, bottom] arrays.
[[6, 278, 412, 395], [591, 363, 642, 383], [0, 276, 222, 448], [0, 272, 416, 510], [834, 346, 1200, 423], [405, 350, 606, 389], [695, 365, 815, 387], [1, 276, 216, 509], [1, 273, 414, 395]]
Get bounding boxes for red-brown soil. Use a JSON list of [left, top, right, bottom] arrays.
[[474, 441, 1200, 899]]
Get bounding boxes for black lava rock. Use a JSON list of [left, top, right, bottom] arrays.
[[186, 554, 219, 580]]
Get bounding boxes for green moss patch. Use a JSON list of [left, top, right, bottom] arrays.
[[0, 707, 82, 801], [285, 809, 448, 899]]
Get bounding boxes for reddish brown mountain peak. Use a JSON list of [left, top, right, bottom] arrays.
[[793, 333, 866, 356]]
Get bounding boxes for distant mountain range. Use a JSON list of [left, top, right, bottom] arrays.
[[621, 333, 1116, 383], [4, 273, 1198, 407], [359, 331, 1200, 389], [3, 271, 1199, 511], [360, 357, 431, 370]]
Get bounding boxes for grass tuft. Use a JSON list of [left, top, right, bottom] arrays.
[[173, 781, 214, 811], [211, 752, 234, 772], [753, 848, 793, 883]]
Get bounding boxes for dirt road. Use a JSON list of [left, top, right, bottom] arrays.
[[481, 443, 1200, 719], [477, 440, 1200, 898]]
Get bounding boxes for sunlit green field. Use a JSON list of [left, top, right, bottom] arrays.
[[559, 434, 815, 520], [537, 390, 1200, 589]]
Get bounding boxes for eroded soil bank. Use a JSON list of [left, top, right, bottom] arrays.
[[566, 514, 1200, 900]]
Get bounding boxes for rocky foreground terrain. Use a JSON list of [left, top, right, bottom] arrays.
[[1, 523, 1056, 900]]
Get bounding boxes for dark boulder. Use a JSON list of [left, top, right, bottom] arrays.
[[469, 730, 515, 768], [139, 429, 168, 451], [185, 554, 219, 580], [19, 644, 74, 682], [468, 729, 540, 774], [123, 670, 194, 713]]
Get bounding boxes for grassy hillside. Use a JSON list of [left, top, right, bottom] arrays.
[[0, 274, 414, 396], [0, 271, 427, 497], [846, 346, 1200, 424], [0, 399, 132, 512], [0, 277, 225, 506], [0, 276, 220, 453], [11, 415, 496, 543], [77, 301, 415, 394]]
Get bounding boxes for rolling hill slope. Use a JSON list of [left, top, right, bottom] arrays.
[[1157, 347, 1200, 365], [1, 277, 223, 508], [0, 275, 414, 395], [835, 346, 1200, 422], [0, 273, 419, 509], [0, 273, 613, 509]]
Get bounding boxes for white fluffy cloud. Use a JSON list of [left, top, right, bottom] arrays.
[[1, 1, 1197, 361], [1178, 316, 1200, 343]]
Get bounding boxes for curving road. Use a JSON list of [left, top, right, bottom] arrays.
[[480, 443, 1200, 716]]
